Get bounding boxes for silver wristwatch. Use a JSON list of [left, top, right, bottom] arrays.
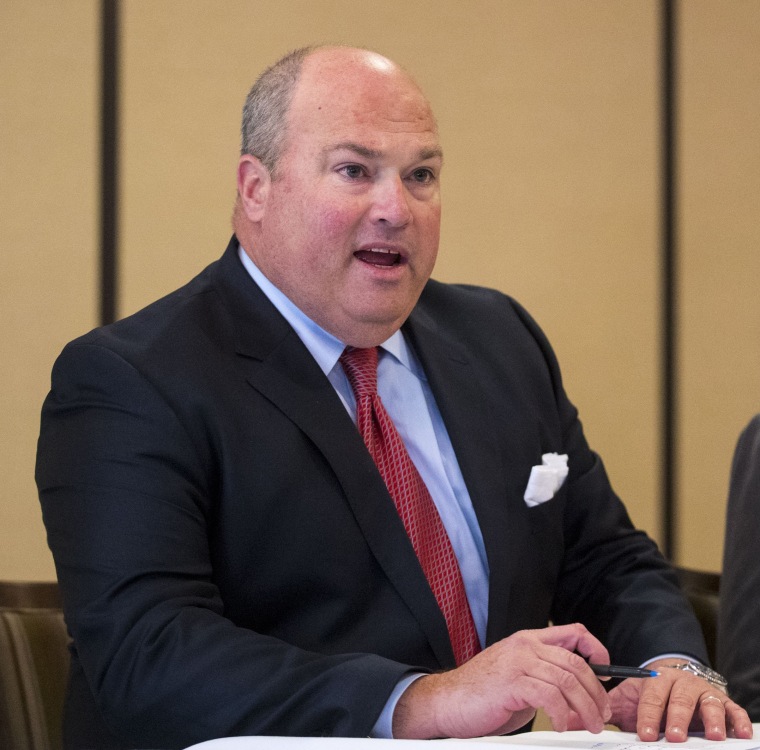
[[665, 661, 728, 691]]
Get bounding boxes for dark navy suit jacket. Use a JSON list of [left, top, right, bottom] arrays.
[[36, 237, 707, 748]]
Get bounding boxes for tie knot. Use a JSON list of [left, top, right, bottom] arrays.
[[339, 346, 378, 399]]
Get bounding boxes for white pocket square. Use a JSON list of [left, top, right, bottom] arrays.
[[524, 453, 569, 507]]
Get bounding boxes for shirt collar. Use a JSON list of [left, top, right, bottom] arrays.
[[237, 244, 416, 378]]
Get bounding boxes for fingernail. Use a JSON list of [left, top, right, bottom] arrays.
[[639, 726, 657, 740], [668, 726, 685, 739]]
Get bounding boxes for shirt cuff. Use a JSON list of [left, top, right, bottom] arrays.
[[640, 653, 699, 667], [369, 672, 427, 738]]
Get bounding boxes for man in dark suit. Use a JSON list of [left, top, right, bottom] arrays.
[[36, 45, 751, 749], [718, 415, 760, 719]]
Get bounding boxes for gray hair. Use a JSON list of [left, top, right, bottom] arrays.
[[240, 46, 314, 174]]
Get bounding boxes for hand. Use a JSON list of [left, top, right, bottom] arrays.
[[392, 623, 612, 739], [605, 657, 753, 742]]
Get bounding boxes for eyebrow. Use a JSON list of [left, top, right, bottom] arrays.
[[325, 141, 444, 162]]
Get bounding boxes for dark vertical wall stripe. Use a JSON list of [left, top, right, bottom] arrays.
[[100, 0, 119, 325], [660, 0, 678, 560]]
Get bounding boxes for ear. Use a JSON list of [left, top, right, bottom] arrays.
[[237, 154, 271, 222]]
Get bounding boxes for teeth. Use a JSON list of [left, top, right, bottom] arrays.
[[367, 248, 393, 253]]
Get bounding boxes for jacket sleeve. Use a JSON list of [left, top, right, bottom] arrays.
[[509, 299, 710, 668], [36, 340, 413, 748]]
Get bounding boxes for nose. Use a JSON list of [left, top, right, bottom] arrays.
[[369, 175, 412, 228]]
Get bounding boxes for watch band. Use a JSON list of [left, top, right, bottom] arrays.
[[664, 661, 728, 691]]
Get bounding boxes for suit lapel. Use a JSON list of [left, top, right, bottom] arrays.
[[404, 307, 527, 646], [213, 242, 456, 667]]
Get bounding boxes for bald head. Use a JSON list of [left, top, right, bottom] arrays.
[[240, 45, 435, 176]]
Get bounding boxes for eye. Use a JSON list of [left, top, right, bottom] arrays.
[[409, 168, 435, 184], [338, 164, 367, 179]]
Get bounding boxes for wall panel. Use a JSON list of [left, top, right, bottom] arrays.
[[119, 0, 662, 542], [0, 2, 99, 578], [678, 1, 760, 570]]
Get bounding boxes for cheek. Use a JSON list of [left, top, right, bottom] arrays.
[[314, 204, 360, 240], [418, 206, 441, 249], [415, 196, 440, 228]]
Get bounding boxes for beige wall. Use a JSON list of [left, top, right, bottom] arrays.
[[1, 2, 99, 579], [119, 0, 661, 539], [1, 0, 757, 580], [678, 1, 760, 569]]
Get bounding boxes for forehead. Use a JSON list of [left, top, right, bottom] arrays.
[[285, 51, 440, 153]]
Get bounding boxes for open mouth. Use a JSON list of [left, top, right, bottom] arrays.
[[353, 248, 402, 267]]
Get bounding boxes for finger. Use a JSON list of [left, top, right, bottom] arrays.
[[573, 627, 611, 667], [539, 623, 611, 666], [607, 680, 642, 733], [661, 680, 703, 743], [536, 645, 612, 723], [635, 675, 672, 741], [507, 625, 611, 722], [725, 699, 754, 739], [698, 693, 727, 740], [512, 677, 576, 733], [521, 655, 611, 732], [701, 695, 754, 741]]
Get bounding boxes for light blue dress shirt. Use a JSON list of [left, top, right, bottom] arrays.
[[238, 247, 489, 735]]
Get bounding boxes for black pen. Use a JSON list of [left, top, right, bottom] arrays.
[[589, 664, 659, 679]]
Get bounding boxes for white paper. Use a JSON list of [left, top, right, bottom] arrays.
[[185, 727, 760, 750], [472, 729, 760, 749], [185, 738, 480, 749]]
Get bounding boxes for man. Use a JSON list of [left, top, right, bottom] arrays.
[[36, 46, 751, 749]]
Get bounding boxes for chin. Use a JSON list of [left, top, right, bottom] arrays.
[[337, 315, 408, 348]]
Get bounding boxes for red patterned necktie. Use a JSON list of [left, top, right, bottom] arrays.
[[339, 346, 480, 665]]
